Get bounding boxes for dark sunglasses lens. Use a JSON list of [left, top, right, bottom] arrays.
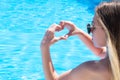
[[87, 28, 91, 34], [87, 24, 91, 34]]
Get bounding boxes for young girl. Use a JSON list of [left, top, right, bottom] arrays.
[[41, 2, 120, 80]]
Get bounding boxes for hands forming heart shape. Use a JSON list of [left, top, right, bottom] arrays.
[[41, 21, 80, 47]]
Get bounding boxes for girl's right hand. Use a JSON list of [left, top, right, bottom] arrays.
[[59, 21, 81, 37]]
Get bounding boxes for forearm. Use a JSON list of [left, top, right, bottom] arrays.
[[76, 29, 106, 57], [41, 46, 58, 80]]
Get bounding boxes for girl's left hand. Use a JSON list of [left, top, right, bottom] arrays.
[[41, 24, 67, 47]]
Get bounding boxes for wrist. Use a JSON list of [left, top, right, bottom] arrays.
[[75, 28, 83, 36]]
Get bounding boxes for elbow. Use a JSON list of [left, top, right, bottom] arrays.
[[95, 47, 107, 59], [45, 71, 58, 80], [97, 51, 106, 59]]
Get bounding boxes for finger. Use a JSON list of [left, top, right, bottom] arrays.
[[49, 24, 63, 32], [50, 38, 58, 45], [55, 25, 63, 32], [59, 21, 65, 29], [65, 31, 73, 37], [57, 36, 68, 40], [50, 36, 64, 45], [48, 24, 57, 32], [63, 35, 69, 39]]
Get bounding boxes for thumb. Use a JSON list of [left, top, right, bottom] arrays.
[[50, 36, 67, 45], [65, 30, 73, 38]]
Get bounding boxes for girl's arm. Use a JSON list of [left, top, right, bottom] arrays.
[[60, 21, 106, 58], [77, 29, 106, 58], [41, 24, 67, 80]]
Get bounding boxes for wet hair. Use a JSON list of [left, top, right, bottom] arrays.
[[96, 2, 120, 80]]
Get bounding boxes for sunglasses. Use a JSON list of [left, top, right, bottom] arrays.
[[87, 23, 95, 34]]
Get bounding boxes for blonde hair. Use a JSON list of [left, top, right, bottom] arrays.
[[96, 2, 120, 80]]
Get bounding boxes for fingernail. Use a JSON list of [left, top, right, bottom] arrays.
[[65, 35, 68, 38]]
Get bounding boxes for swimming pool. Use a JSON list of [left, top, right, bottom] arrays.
[[0, 0, 109, 80]]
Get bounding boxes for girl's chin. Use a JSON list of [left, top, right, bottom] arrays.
[[94, 42, 105, 48]]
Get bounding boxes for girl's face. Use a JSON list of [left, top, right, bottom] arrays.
[[92, 15, 107, 48]]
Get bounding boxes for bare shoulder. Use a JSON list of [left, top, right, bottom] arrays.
[[68, 60, 111, 80], [58, 59, 111, 80]]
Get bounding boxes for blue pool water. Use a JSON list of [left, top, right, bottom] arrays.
[[0, 0, 109, 80]]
